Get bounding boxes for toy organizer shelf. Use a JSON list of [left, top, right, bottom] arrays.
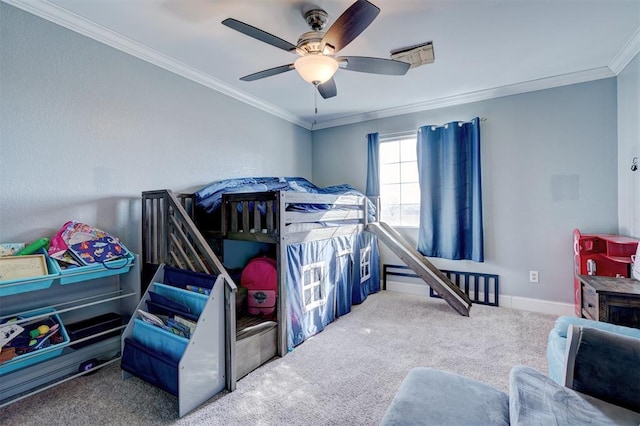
[[0, 255, 140, 407], [120, 264, 227, 418], [573, 229, 639, 317]]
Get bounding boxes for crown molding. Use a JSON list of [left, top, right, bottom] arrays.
[[609, 27, 640, 75], [2, 0, 312, 130], [312, 67, 615, 130], [3, 0, 629, 132]]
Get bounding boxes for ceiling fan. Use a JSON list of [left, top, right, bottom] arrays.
[[222, 0, 411, 99]]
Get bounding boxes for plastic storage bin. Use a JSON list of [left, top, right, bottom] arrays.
[[0, 250, 60, 297], [52, 245, 135, 285], [0, 308, 70, 375], [66, 312, 123, 349]]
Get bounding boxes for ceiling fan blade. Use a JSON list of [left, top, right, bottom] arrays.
[[338, 56, 410, 75], [222, 18, 297, 53], [321, 0, 380, 54], [240, 64, 295, 82], [317, 78, 337, 99]]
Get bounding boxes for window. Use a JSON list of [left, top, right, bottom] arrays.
[[379, 136, 420, 227], [301, 262, 326, 312], [360, 247, 371, 283]]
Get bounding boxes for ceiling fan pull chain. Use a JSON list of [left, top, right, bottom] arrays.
[[313, 84, 318, 128]]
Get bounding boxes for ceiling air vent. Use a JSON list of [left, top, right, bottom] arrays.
[[390, 41, 434, 68]]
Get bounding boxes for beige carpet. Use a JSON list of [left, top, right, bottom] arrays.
[[0, 291, 557, 425]]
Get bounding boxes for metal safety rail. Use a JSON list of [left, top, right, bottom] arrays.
[[383, 264, 499, 306]]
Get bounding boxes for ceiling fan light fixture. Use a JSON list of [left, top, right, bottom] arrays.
[[294, 54, 339, 84]]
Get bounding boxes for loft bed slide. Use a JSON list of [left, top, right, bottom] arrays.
[[367, 222, 472, 316]]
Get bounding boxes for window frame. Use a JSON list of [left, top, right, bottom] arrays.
[[360, 247, 371, 283], [378, 132, 420, 228], [301, 261, 326, 312]]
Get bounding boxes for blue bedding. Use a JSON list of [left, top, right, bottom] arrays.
[[194, 177, 375, 219]]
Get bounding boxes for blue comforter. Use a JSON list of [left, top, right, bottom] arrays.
[[194, 177, 375, 219]]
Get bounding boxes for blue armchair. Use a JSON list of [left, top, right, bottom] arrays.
[[546, 316, 640, 383], [381, 322, 640, 425]]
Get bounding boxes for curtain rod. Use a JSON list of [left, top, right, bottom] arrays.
[[466, 117, 488, 123], [427, 117, 487, 131], [379, 117, 487, 140], [379, 130, 416, 141], [441, 116, 487, 126]]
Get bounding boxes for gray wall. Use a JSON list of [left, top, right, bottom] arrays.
[[617, 53, 640, 239], [312, 79, 619, 304], [0, 4, 312, 254]]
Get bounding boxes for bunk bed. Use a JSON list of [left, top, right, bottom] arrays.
[[141, 177, 380, 387]]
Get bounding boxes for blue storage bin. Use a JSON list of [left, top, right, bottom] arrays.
[[53, 245, 135, 285], [0, 308, 70, 375], [152, 282, 208, 317], [0, 249, 60, 297]]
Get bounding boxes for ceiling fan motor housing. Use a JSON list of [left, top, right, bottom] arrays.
[[304, 8, 329, 30]]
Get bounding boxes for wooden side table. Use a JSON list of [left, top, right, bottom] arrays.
[[578, 275, 640, 329]]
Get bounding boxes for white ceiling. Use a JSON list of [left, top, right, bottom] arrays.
[[6, 0, 640, 129]]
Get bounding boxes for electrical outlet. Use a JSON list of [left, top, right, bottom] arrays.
[[529, 270, 539, 283]]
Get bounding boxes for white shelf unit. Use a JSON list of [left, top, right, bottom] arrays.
[[0, 256, 140, 407]]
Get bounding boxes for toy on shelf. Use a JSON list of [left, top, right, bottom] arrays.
[[15, 238, 50, 256], [48, 221, 130, 270], [0, 314, 66, 371], [0, 244, 25, 257]]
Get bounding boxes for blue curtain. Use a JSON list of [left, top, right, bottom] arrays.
[[416, 118, 484, 262], [365, 132, 380, 197]]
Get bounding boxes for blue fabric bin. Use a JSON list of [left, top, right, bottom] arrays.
[[121, 337, 180, 396], [120, 319, 190, 396], [162, 266, 217, 292], [131, 319, 188, 363], [151, 282, 208, 316]]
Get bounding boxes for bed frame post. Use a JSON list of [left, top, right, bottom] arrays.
[[225, 277, 237, 390], [363, 196, 369, 227], [276, 190, 288, 356], [221, 194, 228, 236]]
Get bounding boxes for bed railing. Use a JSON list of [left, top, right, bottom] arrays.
[[141, 189, 238, 390], [221, 191, 280, 243], [221, 190, 370, 244]]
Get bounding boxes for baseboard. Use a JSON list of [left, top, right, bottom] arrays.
[[500, 295, 575, 316], [385, 280, 575, 317]]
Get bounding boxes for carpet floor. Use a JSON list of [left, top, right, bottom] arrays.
[[0, 291, 557, 425]]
